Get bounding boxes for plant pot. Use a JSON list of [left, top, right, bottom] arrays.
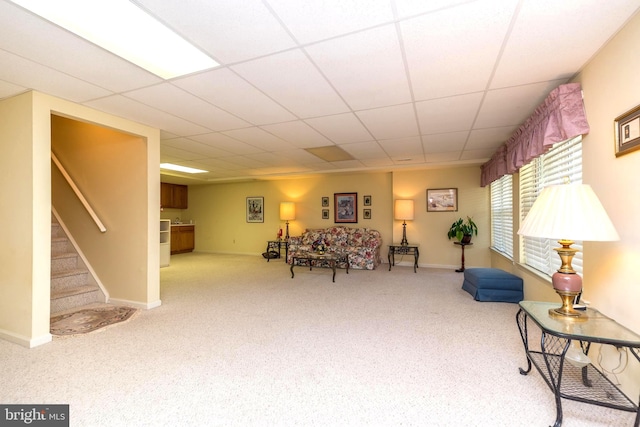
[[461, 234, 472, 244]]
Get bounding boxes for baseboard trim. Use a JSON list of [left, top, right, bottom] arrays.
[[108, 298, 162, 310], [0, 329, 52, 348]]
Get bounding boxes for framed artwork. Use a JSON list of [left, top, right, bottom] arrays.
[[614, 104, 640, 157], [363, 195, 372, 206], [334, 192, 358, 223], [427, 188, 458, 212], [322, 209, 329, 219], [322, 196, 329, 207], [363, 209, 371, 219], [246, 197, 264, 223]]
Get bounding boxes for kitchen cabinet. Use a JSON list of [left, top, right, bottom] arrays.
[[161, 183, 188, 209], [171, 225, 195, 254]]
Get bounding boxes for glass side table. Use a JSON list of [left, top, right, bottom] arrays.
[[265, 240, 288, 262], [388, 243, 419, 273], [516, 301, 640, 427]]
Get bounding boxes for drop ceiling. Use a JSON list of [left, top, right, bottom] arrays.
[[1, 0, 639, 185]]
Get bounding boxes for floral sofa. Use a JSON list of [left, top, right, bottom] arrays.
[[286, 226, 382, 270]]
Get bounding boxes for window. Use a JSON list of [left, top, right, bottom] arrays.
[[519, 136, 583, 277], [490, 174, 513, 258]]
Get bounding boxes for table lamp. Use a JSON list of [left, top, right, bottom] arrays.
[[394, 199, 414, 246], [518, 184, 619, 318], [279, 202, 295, 240]]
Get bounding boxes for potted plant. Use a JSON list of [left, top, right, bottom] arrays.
[[447, 216, 478, 243]]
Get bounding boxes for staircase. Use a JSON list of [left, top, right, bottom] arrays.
[[51, 214, 106, 315]]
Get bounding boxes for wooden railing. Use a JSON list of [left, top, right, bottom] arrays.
[[51, 152, 107, 233]]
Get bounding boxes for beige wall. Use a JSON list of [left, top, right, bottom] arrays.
[[0, 92, 51, 347], [184, 165, 490, 270], [185, 172, 394, 255], [392, 166, 490, 268], [0, 91, 161, 348]]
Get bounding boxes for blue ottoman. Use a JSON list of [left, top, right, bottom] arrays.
[[462, 268, 523, 303]]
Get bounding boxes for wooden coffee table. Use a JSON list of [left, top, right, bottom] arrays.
[[290, 250, 349, 282]]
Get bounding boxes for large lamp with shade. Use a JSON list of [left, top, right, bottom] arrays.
[[517, 183, 619, 318], [279, 202, 295, 240], [394, 199, 414, 246]]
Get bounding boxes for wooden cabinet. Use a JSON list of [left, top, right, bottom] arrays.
[[161, 183, 188, 209], [171, 225, 194, 254]]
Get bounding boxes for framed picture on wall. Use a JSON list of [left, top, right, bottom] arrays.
[[615, 104, 640, 157], [334, 192, 357, 223], [363, 209, 371, 219], [246, 197, 264, 223], [427, 188, 458, 212], [363, 195, 372, 206], [322, 196, 329, 207], [322, 209, 329, 219]]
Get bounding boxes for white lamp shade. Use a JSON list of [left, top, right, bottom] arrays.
[[394, 199, 414, 221], [518, 184, 619, 241], [279, 202, 295, 221]]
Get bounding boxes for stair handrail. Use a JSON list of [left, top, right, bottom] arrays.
[[51, 152, 107, 233]]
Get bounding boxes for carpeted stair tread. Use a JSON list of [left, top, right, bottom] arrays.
[[51, 268, 87, 279], [51, 252, 77, 260], [51, 285, 100, 300]]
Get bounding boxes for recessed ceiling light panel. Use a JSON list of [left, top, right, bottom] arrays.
[[11, 0, 219, 79], [160, 163, 208, 174]]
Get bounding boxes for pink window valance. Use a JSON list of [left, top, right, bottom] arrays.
[[480, 83, 590, 187]]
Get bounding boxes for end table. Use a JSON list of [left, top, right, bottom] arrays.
[[265, 240, 288, 262], [388, 243, 419, 273]]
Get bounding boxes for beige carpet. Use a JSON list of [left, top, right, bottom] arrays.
[[50, 305, 138, 336], [1, 253, 636, 426]]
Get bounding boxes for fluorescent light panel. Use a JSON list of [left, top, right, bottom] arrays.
[[11, 0, 219, 79], [160, 163, 208, 174]]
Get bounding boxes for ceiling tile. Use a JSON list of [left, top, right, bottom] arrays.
[[85, 95, 212, 136], [267, 0, 394, 44], [0, 50, 111, 102], [422, 131, 468, 153], [475, 80, 565, 128], [304, 113, 373, 143], [232, 49, 349, 118], [340, 141, 389, 159], [492, 0, 640, 88], [394, 0, 477, 19], [162, 137, 234, 158], [415, 92, 483, 134], [306, 24, 412, 110], [124, 83, 251, 131], [356, 104, 419, 140], [221, 127, 291, 152], [189, 133, 264, 155], [0, 79, 26, 99], [377, 136, 423, 158], [465, 127, 515, 150], [172, 68, 296, 125], [260, 121, 334, 148], [402, 0, 518, 100], [136, 0, 296, 64]]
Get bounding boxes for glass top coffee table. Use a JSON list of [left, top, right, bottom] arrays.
[[290, 250, 349, 282]]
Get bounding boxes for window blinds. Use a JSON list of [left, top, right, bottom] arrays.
[[519, 136, 583, 277], [490, 174, 513, 258]]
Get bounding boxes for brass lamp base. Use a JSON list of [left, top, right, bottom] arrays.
[[548, 290, 584, 318]]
